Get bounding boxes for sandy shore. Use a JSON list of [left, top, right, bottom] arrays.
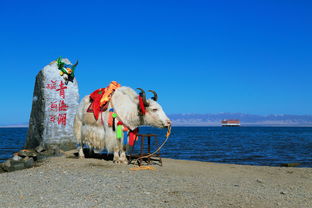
[[0, 152, 311, 208]]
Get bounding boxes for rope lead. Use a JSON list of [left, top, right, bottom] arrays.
[[134, 125, 172, 164]]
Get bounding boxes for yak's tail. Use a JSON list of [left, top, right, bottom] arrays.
[[74, 113, 82, 145], [74, 112, 85, 158]]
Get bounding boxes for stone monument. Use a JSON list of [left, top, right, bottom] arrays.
[[26, 58, 79, 150]]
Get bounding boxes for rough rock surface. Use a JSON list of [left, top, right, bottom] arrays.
[[26, 58, 79, 149], [0, 154, 311, 208]]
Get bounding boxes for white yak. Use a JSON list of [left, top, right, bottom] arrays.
[[73, 86, 171, 164]]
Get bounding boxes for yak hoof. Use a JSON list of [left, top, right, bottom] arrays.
[[78, 148, 85, 159], [118, 159, 128, 165]]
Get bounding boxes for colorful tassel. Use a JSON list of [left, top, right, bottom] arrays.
[[108, 108, 114, 127], [112, 112, 117, 118], [116, 121, 123, 139], [112, 113, 117, 131], [128, 128, 138, 146]]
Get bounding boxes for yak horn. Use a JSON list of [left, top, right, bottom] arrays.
[[148, 90, 158, 101], [137, 88, 149, 106]]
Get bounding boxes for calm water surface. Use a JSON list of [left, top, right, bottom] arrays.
[[1, 127, 312, 167], [0, 128, 27, 161]]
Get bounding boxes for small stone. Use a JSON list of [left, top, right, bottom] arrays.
[[12, 154, 22, 161], [35, 144, 46, 153], [256, 179, 263, 183]]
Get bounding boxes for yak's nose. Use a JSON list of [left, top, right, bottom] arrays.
[[165, 120, 171, 127]]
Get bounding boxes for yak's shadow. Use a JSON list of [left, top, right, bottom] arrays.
[[72, 148, 161, 166], [73, 149, 114, 161]]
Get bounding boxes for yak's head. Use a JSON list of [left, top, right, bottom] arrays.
[[111, 87, 171, 130]]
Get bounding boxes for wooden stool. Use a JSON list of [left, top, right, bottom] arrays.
[[128, 134, 162, 166]]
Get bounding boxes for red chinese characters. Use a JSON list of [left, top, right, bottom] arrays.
[[46, 80, 68, 126], [49, 115, 56, 122], [57, 113, 67, 126], [49, 101, 58, 112], [58, 100, 68, 111], [56, 81, 67, 99], [46, 80, 57, 90]]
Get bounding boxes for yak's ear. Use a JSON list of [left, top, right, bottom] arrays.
[[111, 87, 140, 130]]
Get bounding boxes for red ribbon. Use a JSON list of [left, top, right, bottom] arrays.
[[138, 95, 146, 115], [128, 128, 138, 146]]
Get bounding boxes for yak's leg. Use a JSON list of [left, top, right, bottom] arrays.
[[119, 150, 128, 164], [74, 114, 84, 159], [114, 138, 127, 164], [78, 146, 85, 159], [119, 139, 128, 164], [113, 146, 120, 163]]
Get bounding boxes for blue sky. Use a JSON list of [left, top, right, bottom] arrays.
[[0, 0, 311, 124]]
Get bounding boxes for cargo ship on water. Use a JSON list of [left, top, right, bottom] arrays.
[[221, 120, 240, 127]]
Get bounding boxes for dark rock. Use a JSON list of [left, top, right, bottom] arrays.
[[2, 160, 13, 172], [281, 163, 301, 167], [35, 144, 46, 153], [2, 159, 25, 172], [23, 157, 34, 168], [12, 162, 25, 171], [18, 150, 37, 158]]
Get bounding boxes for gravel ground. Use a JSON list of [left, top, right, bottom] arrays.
[[0, 152, 311, 208]]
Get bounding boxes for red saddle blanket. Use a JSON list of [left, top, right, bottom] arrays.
[[87, 88, 109, 120]]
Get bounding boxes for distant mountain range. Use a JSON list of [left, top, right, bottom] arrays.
[[0, 122, 28, 128], [170, 113, 312, 127], [2, 113, 312, 127]]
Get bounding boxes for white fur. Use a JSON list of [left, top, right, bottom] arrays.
[[73, 86, 171, 164]]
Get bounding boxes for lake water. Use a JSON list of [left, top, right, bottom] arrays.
[[1, 127, 312, 167]]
